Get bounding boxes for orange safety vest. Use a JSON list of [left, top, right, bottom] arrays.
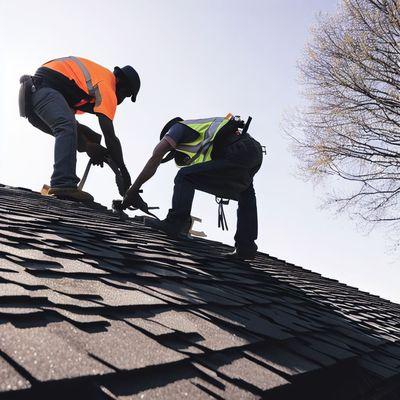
[[43, 56, 117, 120]]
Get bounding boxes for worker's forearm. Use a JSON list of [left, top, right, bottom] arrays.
[[97, 114, 126, 170], [123, 139, 172, 206], [104, 136, 125, 169], [126, 157, 161, 196]]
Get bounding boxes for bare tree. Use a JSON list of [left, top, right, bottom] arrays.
[[290, 0, 400, 230]]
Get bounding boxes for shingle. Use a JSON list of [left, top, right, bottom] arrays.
[[148, 310, 254, 350], [101, 277, 182, 305], [143, 281, 207, 305], [202, 354, 290, 392], [24, 258, 109, 275], [303, 337, 356, 361], [125, 317, 175, 336], [198, 307, 293, 340], [285, 339, 337, 367], [185, 281, 250, 306], [117, 379, 214, 400], [0, 355, 31, 392], [358, 356, 399, 379], [0, 269, 45, 288], [320, 332, 373, 354], [42, 307, 108, 326], [0, 281, 103, 309], [334, 326, 386, 347], [0, 257, 24, 272], [0, 322, 112, 382], [48, 320, 186, 371], [64, 242, 124, 260], [124, 263, 187, 278], [0, 306, 44, 317], [245, 344, 320, 376], [191, 362, 259, 399], [132, 250, 201, 266], [367, 351, 400, 370], [28, 276, 166, 307]]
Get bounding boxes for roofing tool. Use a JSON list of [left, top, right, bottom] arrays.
[[78, 160, 92, 190], [76, 156, 127, 195], [112, 192, 160, 220]]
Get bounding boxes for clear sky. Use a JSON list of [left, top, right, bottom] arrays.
[[1, 0, 398, 303]]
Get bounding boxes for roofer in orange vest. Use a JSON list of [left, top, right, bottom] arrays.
[[19, 56, 140, 202]]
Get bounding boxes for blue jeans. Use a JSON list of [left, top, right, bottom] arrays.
[[30, 87, 79, 188]]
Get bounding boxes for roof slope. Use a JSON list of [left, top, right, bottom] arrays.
[[0, 184, 399, 400]]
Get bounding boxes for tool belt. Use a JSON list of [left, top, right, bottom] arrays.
[[211, 120, 243, 159], [18, 75, 36, 118]]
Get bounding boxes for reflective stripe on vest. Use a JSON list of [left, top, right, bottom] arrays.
[[175, 116, 230, 166], [51, 56, 101, 106]]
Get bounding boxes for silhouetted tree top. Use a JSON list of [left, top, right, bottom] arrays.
[[290, 0, 400, 232]]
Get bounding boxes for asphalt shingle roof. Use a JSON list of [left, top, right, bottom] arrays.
[[0, 184, 399, 399]]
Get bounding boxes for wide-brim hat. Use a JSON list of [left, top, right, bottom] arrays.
[[114, 65, 141, 102]]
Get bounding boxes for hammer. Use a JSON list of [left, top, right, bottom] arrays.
[[78, 160, 92, 191]]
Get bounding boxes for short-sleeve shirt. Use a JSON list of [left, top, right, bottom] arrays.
[[34, 57, 117, 120], [164, 123, 198, 148]]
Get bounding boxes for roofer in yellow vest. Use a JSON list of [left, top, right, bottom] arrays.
[[121, 114, 263, 260], [19, 56, 140, 202]]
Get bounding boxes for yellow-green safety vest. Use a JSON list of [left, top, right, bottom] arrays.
[[175, 116, 231, 167]]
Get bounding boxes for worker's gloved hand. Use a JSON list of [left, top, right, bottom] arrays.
[[121, 190, 149, 212], [119, 165, 132, 195], [86, 143, 109, 167]]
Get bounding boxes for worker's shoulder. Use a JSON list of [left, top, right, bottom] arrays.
[[77, 57, 113, 75]]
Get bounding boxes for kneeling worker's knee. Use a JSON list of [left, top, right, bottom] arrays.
[[174, 169, 188, 185]]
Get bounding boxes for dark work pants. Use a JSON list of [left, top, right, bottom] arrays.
[[29, 87, 80, 188], [170, 158, 260, 252]]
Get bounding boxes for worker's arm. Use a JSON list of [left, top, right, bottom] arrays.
[[76, 122, 102, 151], [75, 122, 109, 166], [97, 113, 131, 190], [97, 114, 126, 168], [122, 138, 172, 206]]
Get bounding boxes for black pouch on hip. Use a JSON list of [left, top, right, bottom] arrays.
[[18, 75, 35, 118]]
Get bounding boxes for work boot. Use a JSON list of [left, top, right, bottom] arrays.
[[48, 187, 94, 202], [145, 215, 191, 238], [224, 247, 257, 261]]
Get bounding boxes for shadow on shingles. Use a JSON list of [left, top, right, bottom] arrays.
[[47, 217, 398, 345], [2, 313, 61, 329], [0, 196, 399, 399], [97, 361, 202, 398], [22, 260, 63, 270]]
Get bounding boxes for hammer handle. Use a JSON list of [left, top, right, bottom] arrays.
[[78, 160, 92, 190]]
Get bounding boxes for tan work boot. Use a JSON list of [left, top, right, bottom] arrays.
[[47, 187, 94, 202]]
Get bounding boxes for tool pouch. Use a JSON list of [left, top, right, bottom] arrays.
[[18, 75, 35, 118]]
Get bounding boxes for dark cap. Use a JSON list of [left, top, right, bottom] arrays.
[[160, 117, 183, 163], [159, 117, 184, 140], [114, 65, 141, 102]]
